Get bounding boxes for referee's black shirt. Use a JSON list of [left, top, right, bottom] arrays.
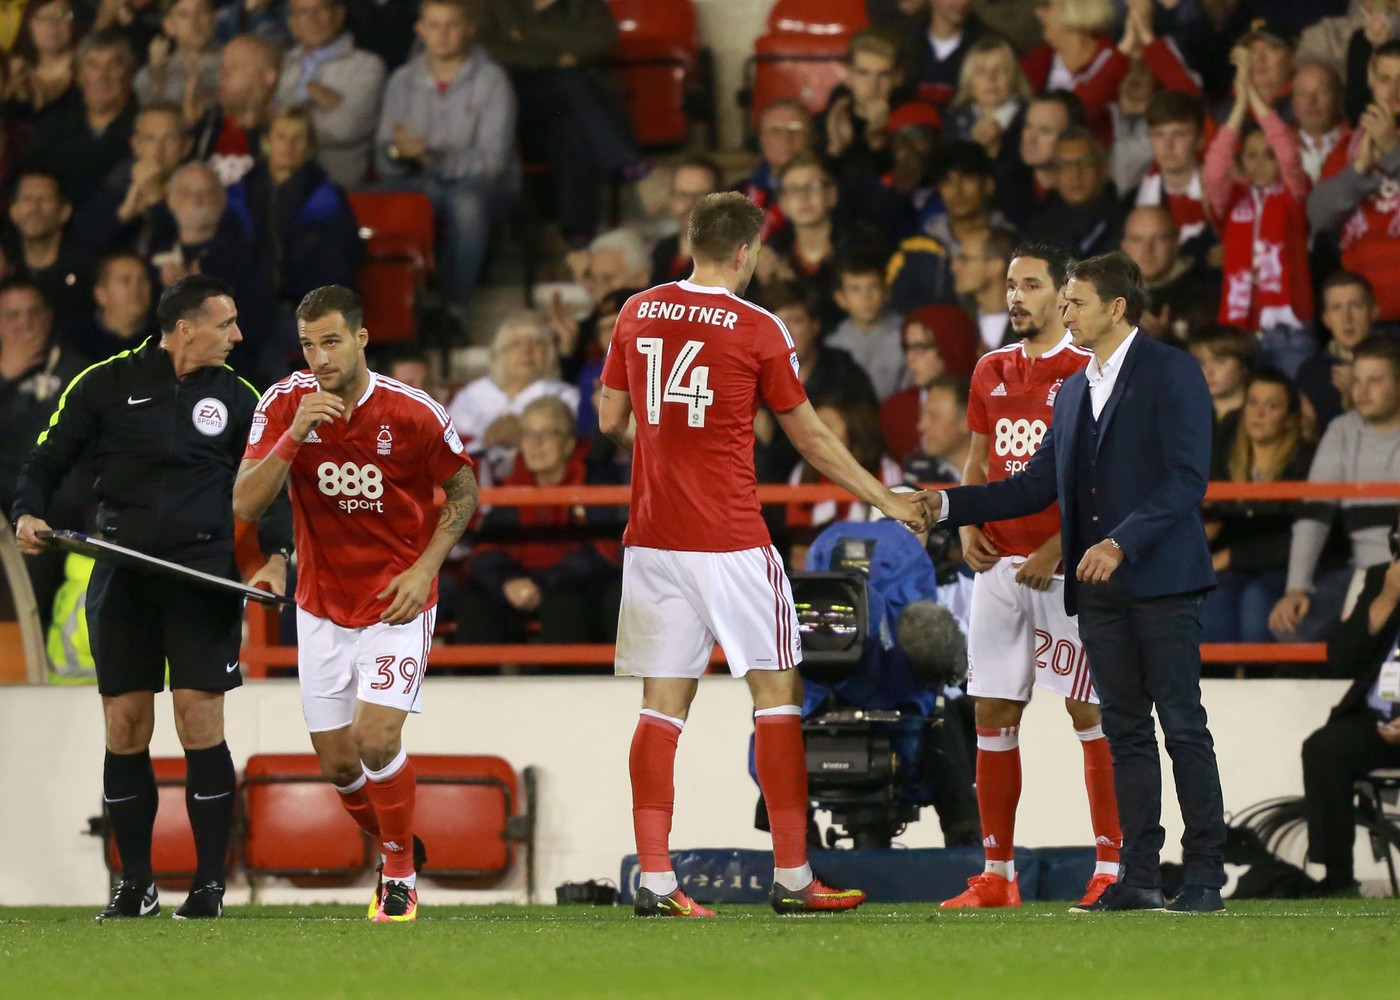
[[11, 336, 292, 563]]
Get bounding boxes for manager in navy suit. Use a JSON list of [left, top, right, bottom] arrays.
[[924, 252, 1227, 913]]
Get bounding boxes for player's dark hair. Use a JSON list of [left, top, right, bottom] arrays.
[[296, 284, 365, 334], [688, 191, 764, 264], [1353, 334, 1400, 379], [156, 274, 235, 334], [1321, 269, 1376, 306], [932, 139, 994, 183], [1011, 240, 1073, 289], [1068, 252, 1147, 326]]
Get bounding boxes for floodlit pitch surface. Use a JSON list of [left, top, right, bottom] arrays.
[[2, 901, 1395, 999]]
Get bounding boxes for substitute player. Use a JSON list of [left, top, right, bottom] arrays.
[[232, 286, 477, 923], [13, 276, 291, 920], [599, 192, 932, 918], [940, 242, 1123, 910]]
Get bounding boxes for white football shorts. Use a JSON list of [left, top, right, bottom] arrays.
[[615, 545, 802, 679], [296, 606, 435, 732], [966, 558, 1097, 704]]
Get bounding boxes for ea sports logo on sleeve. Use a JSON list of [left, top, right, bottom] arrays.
[[192, 398, 229, 436]]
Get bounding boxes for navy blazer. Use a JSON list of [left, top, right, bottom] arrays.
[[946, 332, 1216, 615]]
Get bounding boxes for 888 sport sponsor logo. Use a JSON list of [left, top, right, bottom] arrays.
[[994, 417, 1048, 473], [318, 461, 385, 512]]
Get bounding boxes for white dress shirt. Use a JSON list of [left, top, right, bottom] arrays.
[[1085, 328, 1138, 419], [938, 328, 1140, 520]]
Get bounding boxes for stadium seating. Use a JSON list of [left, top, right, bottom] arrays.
[[606, 0, 715, 148], [346, 192, 436, 345], [741, 0, 869, 136], [413, 755, 537, 892], [242, 753, 372, 890], [101, 757, 204, 891]]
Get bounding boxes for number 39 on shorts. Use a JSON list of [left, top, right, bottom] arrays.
[[637, 337, 714, 427]]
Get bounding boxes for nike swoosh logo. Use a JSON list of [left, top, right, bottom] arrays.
[[103, 794, 139, 804], [127, 396, 153, 405], [225, 661, 240, 673], [139, 896, 158, 916], [192, 791, 232, 801]]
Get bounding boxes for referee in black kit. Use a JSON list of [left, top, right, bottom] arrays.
[[11, 276, 291, 921]]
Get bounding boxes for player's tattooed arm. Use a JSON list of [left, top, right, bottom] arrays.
[[440, 464, 479, 540]]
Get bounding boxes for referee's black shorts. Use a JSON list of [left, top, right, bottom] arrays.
[[87, 553, 244, 696]]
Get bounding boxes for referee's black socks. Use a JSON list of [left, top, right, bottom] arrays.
[[104, 749, 158, 889], [185, 742, 236, 886]]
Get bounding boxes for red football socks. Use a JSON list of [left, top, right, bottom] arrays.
[[754, 711, 808, 871], [335, 775, 381, 838], [975, 725, 1021, 862], [630, 713, 682, 872], [365, 753, 417, 880], [1078, 727, 1122, 863]]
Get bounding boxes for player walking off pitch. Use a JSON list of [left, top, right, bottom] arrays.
[[599, 192, 932, 917]]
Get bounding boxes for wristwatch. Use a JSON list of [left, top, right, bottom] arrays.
[[1107, 538, 1121, 550]]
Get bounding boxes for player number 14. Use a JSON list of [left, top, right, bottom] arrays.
[[637, 337, 715, 428]]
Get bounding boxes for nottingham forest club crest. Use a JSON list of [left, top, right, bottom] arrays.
[[1046, 379, 1064, 407], [377, 424, 393, 456]]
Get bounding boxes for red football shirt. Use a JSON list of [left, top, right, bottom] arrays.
[[601, 279, 807, 552], [966, 335, 1091, 558], [244, 371, 473, 628]]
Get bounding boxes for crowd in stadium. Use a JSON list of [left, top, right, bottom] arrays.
[[4, 0, 1400, 665]]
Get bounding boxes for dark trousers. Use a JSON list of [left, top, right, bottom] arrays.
[[1077, 579, 1227, 889], [1302, 709, 1400, 880], [454, 576, 622, 645], [513, 67, 639, 241]]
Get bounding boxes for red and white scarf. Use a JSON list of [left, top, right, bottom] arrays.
[[1219, 181, 1311, 331]]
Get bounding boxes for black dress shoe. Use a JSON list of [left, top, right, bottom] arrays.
[[1165, 885, 1225, 913], [1069, 882, 1165, 913]]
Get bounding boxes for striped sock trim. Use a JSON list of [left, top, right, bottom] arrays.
[[976, 725, 1020, 752]]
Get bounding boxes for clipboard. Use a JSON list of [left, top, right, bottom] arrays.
[[37, 530, 295, 608]]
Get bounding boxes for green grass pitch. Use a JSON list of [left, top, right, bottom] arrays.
[[2, 901, 1395, 999]]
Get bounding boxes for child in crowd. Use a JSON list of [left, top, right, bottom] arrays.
[[1203, 49, 1314, 378], [827, 252, 906, 401]]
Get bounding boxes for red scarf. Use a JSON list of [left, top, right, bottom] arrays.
[[1218, 180, 1312, 330]]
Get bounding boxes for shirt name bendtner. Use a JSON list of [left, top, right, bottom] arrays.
[[637, 301, 739, 328]]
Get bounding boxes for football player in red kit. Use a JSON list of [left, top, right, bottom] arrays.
[[234, 285, 477, 922], [941, 243, 1123, 910], [599, 192, 931, 917]]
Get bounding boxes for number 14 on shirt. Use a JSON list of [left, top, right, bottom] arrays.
[[638, 338, 715, 428]]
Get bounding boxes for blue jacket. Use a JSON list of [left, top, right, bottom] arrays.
[[945, 332, 1215, 615]]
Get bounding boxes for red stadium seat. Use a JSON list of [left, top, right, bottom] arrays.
[[347, 191, 436, 344], [242, 753, 372, 889], [905, 303, 980, 381], [413, 755, 536, 889], [607, 0, 711, 148], [743, 0, 869, 136], [102, 757, 210, 892], [766, 0, 869, 36]]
